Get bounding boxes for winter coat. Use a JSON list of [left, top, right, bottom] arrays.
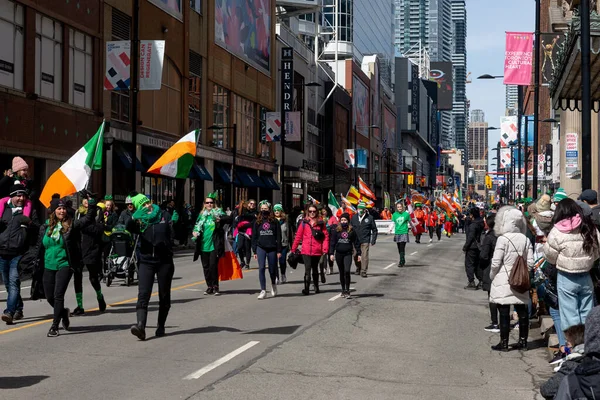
[[251, 218, 282, 254], [463, 217, 484, 252], [554, 356, 600, 399], [117, 209, 134, 227], [543, 225, 600, 274], [479, 229, 498, 292], [35, 205, 98, 271], [489, 207, 534, 305], [277, 218, 289, 248], [350, 212, 378, 245], [540, 345, 585, 399], [592, 205, 600, 229], [78, 208, 104, 265], [291, 218, 329, 257], [329, 227, 361, 256], [128, 209, 174, 265], [0, 198, 39, 256], [534, 210, 554, 236], [426, 212, 438, 227]]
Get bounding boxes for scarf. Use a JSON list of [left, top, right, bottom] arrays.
[[195, 208, 223, 234], [50, 222, 62, 242], [555, 214, 582, 233], [132, 204, 162, 232]]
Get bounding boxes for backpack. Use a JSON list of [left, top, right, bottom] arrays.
[[504, 237, 530, 294]]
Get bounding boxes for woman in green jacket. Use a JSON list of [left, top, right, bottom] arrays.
[[37, 193, 97, 337], [389, 200, 412, 267]]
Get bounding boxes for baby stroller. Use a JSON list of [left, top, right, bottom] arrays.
[[105, 224, 138, 287]]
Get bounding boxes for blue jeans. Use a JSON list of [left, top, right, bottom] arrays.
[[0, 255, 24, 315], [557, 271, 594, 330], [256, 247, 277, 291], [278, 247, 288, 278], [549, 306, 566, 347]]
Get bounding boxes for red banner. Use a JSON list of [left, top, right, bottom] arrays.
[[503, 32, 533, 86]]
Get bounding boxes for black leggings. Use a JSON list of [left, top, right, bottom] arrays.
[[498, 304, 528, 340], [428, 226, 435, 239], [136, 262, 174, 328], [237, 235, 252, 267], [335, 253, 352, 291], [73, 262, 102, 294], [43, 267, 73, 328], [303, 255, 321, 284], [200, 251, 219, 289], [488, 291, 499, 325], [396, 242, 407, 254]]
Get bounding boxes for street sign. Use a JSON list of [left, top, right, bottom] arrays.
[[565, 132, 579, 176], [537, 154, 545, 177], [515, 179, 525, 192]]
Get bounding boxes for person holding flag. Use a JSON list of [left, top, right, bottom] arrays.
[[351, 202, 378, 277], [413, 203, 426, 243], [426, 208, 439, 243]]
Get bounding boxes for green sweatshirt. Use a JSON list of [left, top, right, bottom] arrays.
[[42, 228, 70, 270], [392, 211, 411, 235]]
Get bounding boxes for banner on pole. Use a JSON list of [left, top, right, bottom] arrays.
[[500, 116, 518, 147], [105, 40, 165, 91], [503, 32, 533, 86], [344, 149, 355, 168], [356, 149, 368, 169], [285, 111, 301, 142], [139, 40, 165, 90], [500, 148, 511, 169]]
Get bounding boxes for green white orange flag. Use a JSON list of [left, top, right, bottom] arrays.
[[39, 121, 105, 207], [384, 192, 390, 209], [328, 190, 340, 215], [147, 130, 199, 178]]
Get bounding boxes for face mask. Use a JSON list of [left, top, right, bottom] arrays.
[[262, 210, 270, 217], [341, 222, 348, 229]]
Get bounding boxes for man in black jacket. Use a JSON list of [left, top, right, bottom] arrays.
[[579, 189, 600, 228], [351, 202, 378, 278], [463, 207, 484, 290], [0, 182, 38, 324]]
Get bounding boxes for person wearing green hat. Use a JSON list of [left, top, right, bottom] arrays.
[[126, 193, 175, 340], [553, 188, 569, 203], [350, 201, 378, 277]]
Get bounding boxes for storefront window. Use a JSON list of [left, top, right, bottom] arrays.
[[142, 175, 176, 206], [212, 84, 229, 148], [233, 94, 256, 156]]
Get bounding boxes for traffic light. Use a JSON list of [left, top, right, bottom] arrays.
[[420, 177, 426, 187], [485, 175, 492, 189], [407, 174, 414, 185]]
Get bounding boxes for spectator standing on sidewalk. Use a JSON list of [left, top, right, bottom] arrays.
[[252, 201, 282, 300], [463, 207, 485, 290], [117, 196, 135, 227], [0, 157, 36, 200], [351, 202, 378, 277], [489, 206, 534, 352], [544, 198, 600, 332], [0, 181, 38, 324], [479, 213, 499, 332], [579, 189, 600, 228]]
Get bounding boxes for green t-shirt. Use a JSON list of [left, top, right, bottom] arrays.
[[42, 228, 70, 270], [392, 211, 411, 235], [201, 216, 216, 252]]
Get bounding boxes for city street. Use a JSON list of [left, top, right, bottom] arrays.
[[0, 235, 551, 400]]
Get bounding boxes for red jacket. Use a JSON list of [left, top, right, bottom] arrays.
[[426, 212, 438, 227], [291, 218, 329, 256]]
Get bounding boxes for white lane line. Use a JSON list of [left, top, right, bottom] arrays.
[[384, 263, 396, 270], [0, 286, 30, 294], [427, 244, 433, 247], [329, 293, 343, 301], [183, 341, 260, 380], [185, 289, 205, 292], [410, 251, 418, 255]]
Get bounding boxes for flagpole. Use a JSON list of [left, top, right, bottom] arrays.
[[131, 0, 140, 189], [87, 120, 105, 192]]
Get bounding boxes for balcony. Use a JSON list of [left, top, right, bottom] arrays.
[[276, 22, 315, 62]]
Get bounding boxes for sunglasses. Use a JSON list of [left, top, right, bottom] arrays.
[[309, 210, 317, 213], [205, 201, 214, 204]]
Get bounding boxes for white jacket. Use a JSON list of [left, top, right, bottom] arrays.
[[543, 226, 600, 274], [489, 207, 534, 305]]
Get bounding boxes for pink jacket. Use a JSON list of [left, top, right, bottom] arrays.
[[292, 219, 329, 256]]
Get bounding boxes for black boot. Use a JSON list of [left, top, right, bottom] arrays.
[[131, 309, 147, 341], [156, 307, 169, 337], [313, 273, 320, 294], [302, 276, 310, 295], [491, 338, 509, 352], [512, 338, 528, 351]]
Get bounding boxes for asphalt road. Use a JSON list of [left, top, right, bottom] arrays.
[[0, 234, 551, 400]]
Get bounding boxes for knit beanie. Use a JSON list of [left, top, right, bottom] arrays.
[[584, 306, 600, 354], [552, 188, 568, 202], [340, 212, 350, 221], [357, 201, 367, 210], [536, 194, 552, 212], [131, 193, 150, 210], [50, 194, 65, 213], [9, 180, 27, 197], [11, 157, 28, 173]]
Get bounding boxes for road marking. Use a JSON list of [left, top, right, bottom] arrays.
[[183, 341, 260, 380], [185, 289, 205, 292], [384, 263, 396, 270], [427, 244, 433, 247], [0, 286, 30, 294], [410, 251, 418, 255], [328, 293, 342, 301]]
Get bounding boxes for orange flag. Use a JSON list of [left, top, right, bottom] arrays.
[[358, 177, 376, 200], [218, 235, 243, 281]]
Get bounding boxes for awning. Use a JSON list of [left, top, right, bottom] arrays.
[[550, 12, 600, 112], [115, 147, 144, 172], [191, 163, 213, 181], [237, 171, 264, 188], [261, 176, 280, 190]]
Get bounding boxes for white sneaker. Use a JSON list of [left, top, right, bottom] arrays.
[[281, 274, 287, 283], [429, 239, 433, 243], [271, 283, 278, 297], [275, 276, 280, 285], [257, 290, 267, 300]]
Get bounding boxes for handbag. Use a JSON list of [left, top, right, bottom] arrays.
[[503, 237, 531, 294], [287, 250, 303, 270], [303, 220, 325, 241]]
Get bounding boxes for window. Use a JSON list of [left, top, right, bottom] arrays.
[[233, 94, 256, 156], [68, 29, 92, 108], [189, 50, 202, 133], [212, 84, 229, 148], [111, 8, 130, 121], [0, 0, 23, 90], [190, 0, 201, 14], [35, 14, 62, 101]]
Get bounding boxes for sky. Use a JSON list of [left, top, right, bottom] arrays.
[[465, 0, 535, 171]]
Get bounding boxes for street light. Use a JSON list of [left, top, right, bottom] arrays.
[[477, 74, 504, 79], [353, 124, 379, 188], [207, 124, 237, 210]]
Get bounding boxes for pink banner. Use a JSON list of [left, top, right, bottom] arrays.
[[503, 32, 533, 86]]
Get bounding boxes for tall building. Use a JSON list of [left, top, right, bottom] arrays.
[[468, 121, 489, 189], [506, 84, 518, 114], [471, 109, 485, 123], [451, 0, 467, 151]]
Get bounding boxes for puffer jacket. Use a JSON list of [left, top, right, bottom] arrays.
[[489, 206, 534, 305], [543, 222, 600, 274], [291, 218, 329, 256]]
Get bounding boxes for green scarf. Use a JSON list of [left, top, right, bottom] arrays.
[[50, 222, 62, 242], [132, 204, 162, 232], [193, 209, 224, 238]]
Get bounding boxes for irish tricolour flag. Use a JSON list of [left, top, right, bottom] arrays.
[[39, 121, 105, 207], [147, 130, 199, 178]]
